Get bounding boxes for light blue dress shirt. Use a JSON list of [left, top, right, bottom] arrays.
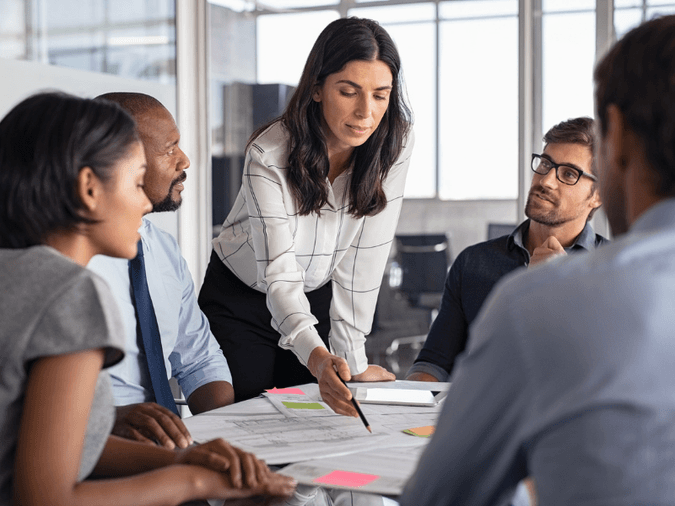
[[400, 198, 675, 506], [88, 218, 232, 406]]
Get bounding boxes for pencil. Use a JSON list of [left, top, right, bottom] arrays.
[[339, 375, 372, 433]]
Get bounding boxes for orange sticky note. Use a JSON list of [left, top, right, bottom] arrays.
[[403, 425, 435, 437], [266, 387, 305, 395], [313, 470, 379, 488]]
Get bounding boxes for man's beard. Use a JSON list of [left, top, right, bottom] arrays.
[[152, 174, 185, 213], [524, 188, 567, 227]]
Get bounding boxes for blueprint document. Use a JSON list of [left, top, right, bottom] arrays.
[[183, 382, 445, 466], [183, 412, 395, 465]]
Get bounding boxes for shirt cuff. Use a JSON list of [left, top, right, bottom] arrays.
[[291, 327, 328, 367], [406, 361, 450, 382], [332, 346, 368, 376]]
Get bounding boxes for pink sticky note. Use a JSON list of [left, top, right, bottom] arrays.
[[266, 387, 306, 395], [313, 470, 379, 488]]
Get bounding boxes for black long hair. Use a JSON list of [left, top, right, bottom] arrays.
[[0, 92, 138, 248], [248, 17, 412, 218]]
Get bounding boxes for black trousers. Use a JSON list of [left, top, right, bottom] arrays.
[[198, 251, 332, 402]]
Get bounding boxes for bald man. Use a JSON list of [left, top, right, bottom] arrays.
[[89, 93, 233, 449]]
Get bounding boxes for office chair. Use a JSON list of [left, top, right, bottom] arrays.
[[389, 234, 450, 309], [487, 223, 517, 240], [385, 233, 452, 375]]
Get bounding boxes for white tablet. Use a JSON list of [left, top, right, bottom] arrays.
[[349, 387, 442, 406]]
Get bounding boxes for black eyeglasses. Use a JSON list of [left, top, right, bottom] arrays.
[[531, 154, 598, 186]]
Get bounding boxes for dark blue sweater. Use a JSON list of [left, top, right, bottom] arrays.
[[408, 220, 608, 381]]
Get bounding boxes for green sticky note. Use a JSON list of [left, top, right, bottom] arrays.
[[282, 401, 325, 410]]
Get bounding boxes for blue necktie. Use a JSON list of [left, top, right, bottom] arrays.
[[129, 240, 179, 416]]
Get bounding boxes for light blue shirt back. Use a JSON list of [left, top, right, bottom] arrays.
[[401, 198, 675, 506], [88, 218, 232, 405]]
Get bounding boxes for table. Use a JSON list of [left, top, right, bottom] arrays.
[[183, 380, 449, 497]]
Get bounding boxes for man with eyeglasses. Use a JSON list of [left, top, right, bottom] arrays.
[[407, 116, 607, 386]]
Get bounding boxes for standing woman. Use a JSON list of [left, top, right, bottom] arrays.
[[199, 17, 414, 415], [0, 92, 294, 506]]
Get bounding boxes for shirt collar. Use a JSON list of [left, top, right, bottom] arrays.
[[506, 219, 598, 253], [507, 220, 529, 253], [568, 221, 598, 251]]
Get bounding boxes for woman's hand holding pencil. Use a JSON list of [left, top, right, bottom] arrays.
[[307, 347, 394, 428], [307, 347, 358, 418]]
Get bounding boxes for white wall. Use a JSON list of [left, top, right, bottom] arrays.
[[0, 57, 179, 238]]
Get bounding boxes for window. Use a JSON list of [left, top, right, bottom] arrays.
[[615, 0, 675, 38], [256, 11, 339, 85], [439, 0, 518, 200], [253, 0, 520, 200], [542, 0, 595, 133], [209, 0, 658, 203], [0, 0, 175, 83], [349, 3, 437, 198]]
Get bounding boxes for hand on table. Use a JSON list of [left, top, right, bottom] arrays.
[[113, 402, 192, 449], [351, 365, 395, 382], [193, 463, 296, 502], [307, 348, 395, 417], [405, 371, 439, 382], [530, 236, 566, 266], [175, 438, 284, 491]]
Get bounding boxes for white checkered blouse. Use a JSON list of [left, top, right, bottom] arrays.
[[212, 121, 414, 374]]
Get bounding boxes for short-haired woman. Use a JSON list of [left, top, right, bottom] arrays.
[[0, 92, 295, 506]]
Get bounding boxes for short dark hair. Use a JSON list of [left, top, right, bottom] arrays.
[[0, 92, 139, 248], [95, 91, 165, 119], [595, 14, 675, 197], [249, 17, 413, 218], [543, 116, 595, 161]]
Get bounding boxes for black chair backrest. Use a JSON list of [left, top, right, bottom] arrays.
[[394, 234, 450, 306], [487, 223, 517, 241]]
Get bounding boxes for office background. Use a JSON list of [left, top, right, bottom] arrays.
[[1, 0, 673, 370]]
